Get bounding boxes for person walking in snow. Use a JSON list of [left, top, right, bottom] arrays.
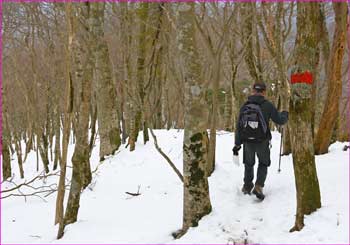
[[232, 82, 288, 200]]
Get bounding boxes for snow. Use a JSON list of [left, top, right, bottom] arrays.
[[1, 130, 349, 244]]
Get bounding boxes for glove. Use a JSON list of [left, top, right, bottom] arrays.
[[232, 145, 241, 156]]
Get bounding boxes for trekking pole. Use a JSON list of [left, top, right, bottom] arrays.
[[278, 126, 283, 173]]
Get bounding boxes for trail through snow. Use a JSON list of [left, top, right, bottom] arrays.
[[1, 130, 349, 244]]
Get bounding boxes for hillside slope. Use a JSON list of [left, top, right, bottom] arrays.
[[2, 130, 349, 244]]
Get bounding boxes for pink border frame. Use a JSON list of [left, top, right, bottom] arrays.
[[0, 0, 349, 244]]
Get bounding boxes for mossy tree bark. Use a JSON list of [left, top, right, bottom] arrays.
[[314, 2, 347, 155], [118, 2, 133, 145], [146, 3, 164, 130], [64, 3, 93, 226], [174, 2, 212, 239], [128, 3, 149, 151], [289, 2, 321, 232], [91, 2, 121, 160]]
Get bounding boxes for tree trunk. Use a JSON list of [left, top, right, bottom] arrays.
[[135, 3, 149, 146], [56, 3, 74, 239], [2, 85, 12, 180], [289, 2, 321, 232], [337, 97, 350, 141], [89, 101, 97, 154], [14, 137, 24, 179], [36, 136, 39, 172], [53, 108, 61, 171], [257, 2, 292, 155], [127, 3, 149, 150], [230, 64, 239, 131], [2, 128, 12, 180], [38, 133, 50, 173], [64, 3, 94, 226], [91, 2, 121, 161], [119, 3, 131, 145], [207, 60, 220, 176], [282, 125, 292, 155], [128, 102, 136, 151], [2, 144, 11, 180], [120, 82, 128, 144], [174, 2, 212, 239], [314, 2, 347, 154], [146, 3, 164, 132], [224, 89, 232, 131], [240, 3, 263, 83], [24, 131, 33, 163]]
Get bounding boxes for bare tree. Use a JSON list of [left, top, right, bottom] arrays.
[[64, 2, 93, 227], [91, 2, 121, 161], [257, 2, 294, 154], [173, 2, 212, 239], [314, 2, 348, 154], [56, 2, 74, 239], [289, 2, 321, 232], [195, 2, 235, 175]]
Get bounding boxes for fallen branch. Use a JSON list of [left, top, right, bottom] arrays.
[[149, 128, 183, 183], [1, 170, 70, 202], [1, 171, 60, 194], [2, 189, 55, 201], [125, 185, 141, 196], [1, 184, 70, 201]]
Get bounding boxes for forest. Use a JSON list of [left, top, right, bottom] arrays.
[[1, 1, 349, 244]]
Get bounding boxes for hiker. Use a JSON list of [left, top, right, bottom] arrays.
[[232, 82, 288, 200]]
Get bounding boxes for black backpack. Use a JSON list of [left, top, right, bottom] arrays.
[[238, 101, 268, 143]]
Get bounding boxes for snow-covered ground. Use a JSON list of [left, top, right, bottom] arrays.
[[1, 130, 349, 244]]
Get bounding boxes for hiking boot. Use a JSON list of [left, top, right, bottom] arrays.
[[252, 185, 265, 200], [241, 184, 253, 195]]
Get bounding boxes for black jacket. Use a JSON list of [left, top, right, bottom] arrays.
[[235, 95, 288, 146]]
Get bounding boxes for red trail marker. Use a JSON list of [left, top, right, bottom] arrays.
[[291, 71, 313, 85]]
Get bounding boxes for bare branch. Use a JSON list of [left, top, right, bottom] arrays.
[[1, 171, 59, 194], [149, 128, 183, 183]]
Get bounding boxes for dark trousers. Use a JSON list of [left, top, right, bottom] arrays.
[[243, 140, 271, 187]]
